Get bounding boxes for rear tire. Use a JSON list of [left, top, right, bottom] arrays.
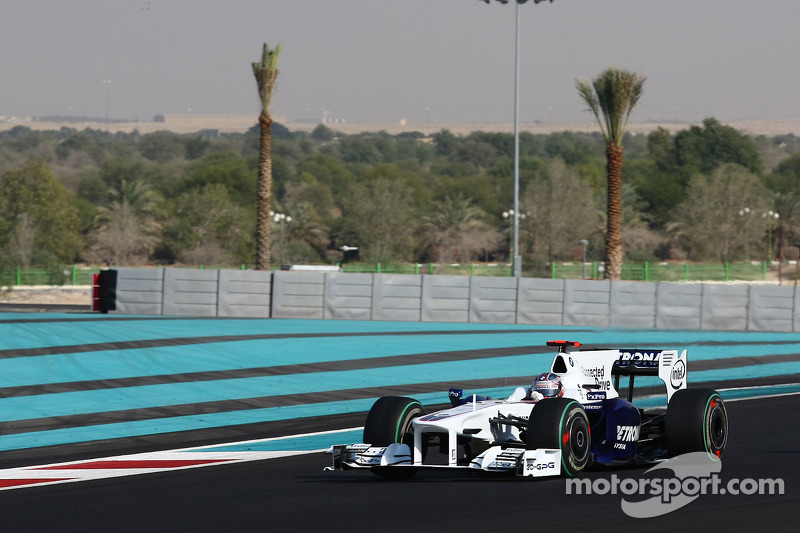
[[363, 396, 424, 478], [526, 398, 590, 477], [666, 389, 728, 459]]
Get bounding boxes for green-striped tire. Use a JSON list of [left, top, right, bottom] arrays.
[[526, 398, 590, 477], [666, 388, 728, 459], [363, 396, 424, 478]]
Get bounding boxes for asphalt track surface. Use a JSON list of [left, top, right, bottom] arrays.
[[0, 396, 796, 532], [0, 311, 798, 532]]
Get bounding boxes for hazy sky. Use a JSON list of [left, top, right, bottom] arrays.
[[3, 0, 800, 125]]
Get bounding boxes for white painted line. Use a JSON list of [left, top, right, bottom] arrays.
[[175, 426, 364, 452], [718, 383, 800, 392], [724, 391, 800, 402], [0, 427, 364, 492]]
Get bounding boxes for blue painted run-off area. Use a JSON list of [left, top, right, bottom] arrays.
[[0, 315, 798, 451]]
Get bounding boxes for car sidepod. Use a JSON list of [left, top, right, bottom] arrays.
[[588, 398, 642, 466]]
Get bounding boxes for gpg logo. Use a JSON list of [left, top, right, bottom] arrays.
[[527, 461, 556, 471]]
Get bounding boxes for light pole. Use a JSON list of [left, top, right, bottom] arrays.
[[503, 209, 527, 267], [739, 208, 780, 261], [481, 0, 554, 277], [271, 211, 292, 265], [579, 239, 589, 279], [764, 211, 780, 261]]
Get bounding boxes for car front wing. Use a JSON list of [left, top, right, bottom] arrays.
[[325, 443, 562, 478]]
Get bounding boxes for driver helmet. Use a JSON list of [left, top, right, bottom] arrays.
[[532, 372, 564, 398]]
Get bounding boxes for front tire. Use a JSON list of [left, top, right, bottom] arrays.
[[666, 388, 728, 458], [526, 398, 590, 477], [363, 396, 424, 478]]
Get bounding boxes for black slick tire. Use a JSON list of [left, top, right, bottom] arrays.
[[666, 388, 728, 459], [526, 398, 590, 477], [363, 396, 424, 478]]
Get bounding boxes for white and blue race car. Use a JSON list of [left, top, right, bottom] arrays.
[[326, 340, 728, 478]]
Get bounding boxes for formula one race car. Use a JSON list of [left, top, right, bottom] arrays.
[[325, 340, 728, 478]]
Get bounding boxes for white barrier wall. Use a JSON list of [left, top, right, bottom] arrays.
[[655, 283, 703, 330], [469, 277, 518, 324], [701, 284, 749, 331], [421, 275, 470, 323], [745, 285, 796, 333], [564, 279, 611, 327], [107, 268, 800, 332], [324, 273, 373, 320], [218, 269, 271, 318], [113, 267, 164, 315], [162, 268, 219, 317], [371, 274, 422, 322], [271, 270, 325, 319], [610, 281, 657, 329], [517, 278, 564, 325]]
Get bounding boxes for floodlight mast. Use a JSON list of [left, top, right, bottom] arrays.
[[480, 0, 555, 277]]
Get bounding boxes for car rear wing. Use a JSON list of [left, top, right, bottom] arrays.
[[612, 349, 687, 403]]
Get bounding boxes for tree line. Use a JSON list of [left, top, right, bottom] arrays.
[[1, 117, 800, 276]]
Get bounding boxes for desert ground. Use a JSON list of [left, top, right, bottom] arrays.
[[4, 114, 800, 137], [0, 285, 92, 306]]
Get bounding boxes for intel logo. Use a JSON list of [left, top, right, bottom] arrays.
[[670, 359, 686, 389]]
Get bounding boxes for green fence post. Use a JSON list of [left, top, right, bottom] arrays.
[[415, 263, 420, 275], [241, 264, 246, 270], [644, 262, 649, 282], [471, 263, 475, 276], [724, 262, 730, 281], [72, 265, 77, 285], [593, 262, 598, 279], [376, 263, 381, 274], [16, 266, 21, 286], [550, 262, 556, 279], [429, 263, 434, 275], [762, 261, 767, 281]]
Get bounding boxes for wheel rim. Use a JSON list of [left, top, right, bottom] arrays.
[[566, 416, 590, 463], [707, 398, 727, 452]]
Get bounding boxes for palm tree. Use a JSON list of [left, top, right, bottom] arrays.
[[89, 180, 163, 265], [419, 195, 500, 264], [576, 67, 645, 280], [252, 42, 283, 270]]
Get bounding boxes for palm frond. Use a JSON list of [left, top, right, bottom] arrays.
[[575, 78, 605, 138], [252, 42, 283, 111], [576, 67, 645, 145]]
